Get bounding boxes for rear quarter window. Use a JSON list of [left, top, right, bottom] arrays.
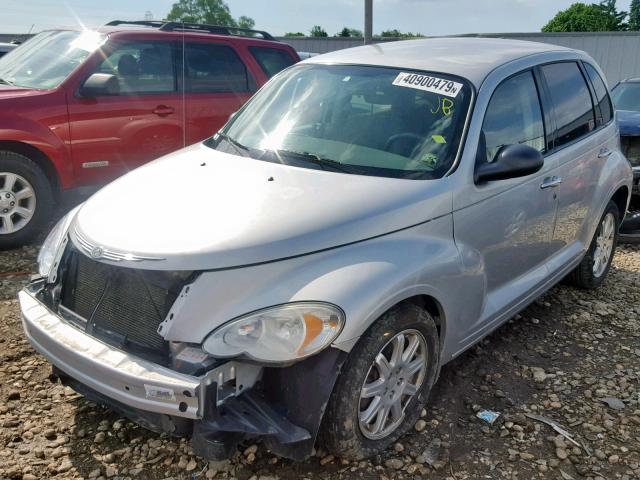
[[541, 62, 595, 148], [584, 63, 613, 126], [249, 47, 296, 78]]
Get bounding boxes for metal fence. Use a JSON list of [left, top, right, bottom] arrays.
[[2, 31, 638, 86], [277, 32, 640, 86]]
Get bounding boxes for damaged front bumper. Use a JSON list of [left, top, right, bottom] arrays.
[[19, 287, 346, 460]]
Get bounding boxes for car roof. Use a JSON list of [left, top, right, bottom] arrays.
[[94, 25, 288, 47], [305, 37, 575, 88], [37, 25, 291, 48]]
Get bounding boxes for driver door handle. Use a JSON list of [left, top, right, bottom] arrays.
[[540, 175, 562, 189], [152, 105, 175, 116], [598, 147, 613, 158]]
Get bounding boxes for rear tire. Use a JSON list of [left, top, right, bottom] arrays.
[[320, 303, 439, 460], [0, 151, 54, 249], [567, 200, 619, 289]]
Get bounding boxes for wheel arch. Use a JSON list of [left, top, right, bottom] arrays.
[[0, 141, 61, 199], [397, 294, 446, 345], [611, 185, 630, 218]]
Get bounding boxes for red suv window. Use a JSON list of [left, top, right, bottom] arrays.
[[249, 46, 296, 78], [96, 41, 176, 94], [184, 43, 253, 93]]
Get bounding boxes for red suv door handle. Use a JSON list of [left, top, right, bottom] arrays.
[[152, 105, 175, 116]]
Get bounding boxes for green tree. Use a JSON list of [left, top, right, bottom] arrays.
[[380, 29, 422, 38], [336, 27, 363, 37], [284, 32, 305, 37], [596, 0, 627, 29], [310, 25, 328, 37], [542, 1, 627, 32], [629, 0, 640, 30], [237, 15, 255, 29], [166, 0, 255, 29]]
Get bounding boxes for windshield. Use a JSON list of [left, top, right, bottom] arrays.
[[611, 82, 640, 112], [209, 64, 471, 179], [0, 30, 105, 89]]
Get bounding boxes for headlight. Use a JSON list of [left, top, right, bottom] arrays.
[[37, 207, 79, 278], [202, 302, 345, 363]]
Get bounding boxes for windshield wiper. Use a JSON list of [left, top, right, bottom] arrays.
[[275, 149, 364, 174], [216, 132, 250, 154], [0, 77, 14, 86]]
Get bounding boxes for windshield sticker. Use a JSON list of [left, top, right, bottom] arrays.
[[432, 135, 447, 144], [431, 97, 454, 116], [393, 72, 463, 98], [420, 153, 438, 168]]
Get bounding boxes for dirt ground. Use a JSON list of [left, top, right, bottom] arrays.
[[0, 243, 639, 480]]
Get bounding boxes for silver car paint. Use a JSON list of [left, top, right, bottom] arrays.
[[25, 39, 633, 371], [73, 144, 454, 271]]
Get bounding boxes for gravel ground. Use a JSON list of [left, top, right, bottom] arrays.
[[0, 243, 639, 480]]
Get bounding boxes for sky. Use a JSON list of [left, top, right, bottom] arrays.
[[0, 0, 635, 36]]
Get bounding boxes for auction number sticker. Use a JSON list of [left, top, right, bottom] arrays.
[[392, 72, 463, 98]]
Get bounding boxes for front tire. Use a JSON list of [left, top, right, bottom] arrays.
[[320, 303, 440, 460], [0, 151, 54, 249], [567, 200, 619, 289]]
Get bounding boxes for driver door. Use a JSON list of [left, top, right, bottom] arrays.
[[66, 38, 184, 186], [453, 69, 558, 345]]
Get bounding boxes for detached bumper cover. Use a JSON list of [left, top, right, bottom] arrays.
[[19, 289, 200, 418]]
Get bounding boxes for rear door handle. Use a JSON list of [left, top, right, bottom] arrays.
[[540, 175, 562, 189], [152, 105, 175, 116], [598, 147, 613, 158]]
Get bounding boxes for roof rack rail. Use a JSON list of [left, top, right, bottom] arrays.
[[106, 20, 275, 41]]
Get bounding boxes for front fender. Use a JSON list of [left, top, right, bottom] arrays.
[[0, 107, 73, 188], [162, 215, 469, 363]]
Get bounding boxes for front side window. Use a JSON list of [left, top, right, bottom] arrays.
[[184, 43, 251, 93], [611, 82, 640, 112], [95, 41, 175, 94], [209, 64, 472, 179], [249, 47, 296, 78], [584, 63, 613, 126], [0, 30, 105, 89], [541, 62, 595, 148], [481, 71, 545, 164]]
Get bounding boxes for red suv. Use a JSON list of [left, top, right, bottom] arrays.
[[0, 21, 298, 247]]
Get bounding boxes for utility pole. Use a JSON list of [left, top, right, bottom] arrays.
[[364, 0, 373, 45]]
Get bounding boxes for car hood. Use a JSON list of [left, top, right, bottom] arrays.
[[617, 109, 640, 136], [72, 143, 452, 270]]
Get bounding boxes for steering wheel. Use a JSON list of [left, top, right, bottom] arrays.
[[384, 133, 425, 157]]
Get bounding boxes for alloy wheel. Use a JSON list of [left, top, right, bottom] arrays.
[[593, 212, 615, 278], [358, 329, 428, 440], [0, 172, 36, 235]]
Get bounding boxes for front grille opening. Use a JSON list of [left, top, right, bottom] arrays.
[[59, 247, 192, 364]]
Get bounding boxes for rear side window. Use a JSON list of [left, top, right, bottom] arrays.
[[541, 62, 595, 148], [184, 43, 251, 93], [584, 63, 613, 126], [96, 41, 176, 94], [481, 70, 545, 164], [249, 47, 296, 78]]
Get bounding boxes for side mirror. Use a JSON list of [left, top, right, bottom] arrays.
[[475, 144, 544, 184], [79, 73, 119, 97]]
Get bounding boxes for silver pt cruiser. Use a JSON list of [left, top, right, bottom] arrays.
[[20, 38, 632, 460]]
